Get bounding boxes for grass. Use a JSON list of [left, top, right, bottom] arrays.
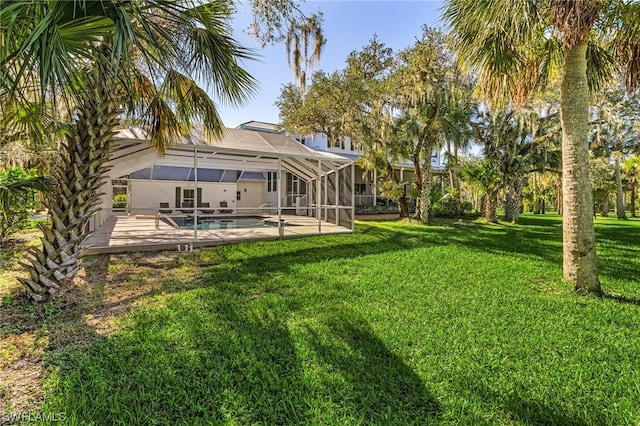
[[1, 213, 640, 425]]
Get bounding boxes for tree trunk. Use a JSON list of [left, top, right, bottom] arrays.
[[614, 156, 626, 220], [560, 40, 600, 293], [484, 189, 498, 223], [532, 172, 541, 214], [504, 177, 522, 223], [18, 65, 121, 301], [413, 150, 423, 220], [419, 163, 432, 224], [447, 140, 454, 189], [398, 188, 410, 218], [452, 143, 461, 217], [631, 182, 636, 217], [600, 197, 609, 217]]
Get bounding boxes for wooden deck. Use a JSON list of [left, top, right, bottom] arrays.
[[82, 214, 352, 254]]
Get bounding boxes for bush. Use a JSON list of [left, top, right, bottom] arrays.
[[112, 194, 128, 209], [0, 166, 41, 240], [431, 198, 474, 218]]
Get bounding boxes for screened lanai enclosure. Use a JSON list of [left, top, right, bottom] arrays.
[[84, 127, 354, 253]]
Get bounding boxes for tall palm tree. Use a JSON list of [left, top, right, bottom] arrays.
[[460, 157, 501, 223], [1, 0, 256, 300], [443, 0, 640, 293]]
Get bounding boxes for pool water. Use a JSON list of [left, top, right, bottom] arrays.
[[164, 216, 280, 230]]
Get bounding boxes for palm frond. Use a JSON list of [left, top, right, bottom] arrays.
[[586, 38, 616, 93], [614, 1, 640, 91], [141, 97, 181, 156], [443, 0, 545, 105], [161, 69, 224, 142]]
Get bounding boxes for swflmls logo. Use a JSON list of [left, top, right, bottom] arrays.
[[1, 412, 66, 424]]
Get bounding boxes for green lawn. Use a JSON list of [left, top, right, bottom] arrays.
[[3, 214, 640, 425]]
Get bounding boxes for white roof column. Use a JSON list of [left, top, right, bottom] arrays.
[[193, 143, 198, 241], [351, 162, 356, 231], [317, 159, 322, 234], [278, 155, 282, 239]]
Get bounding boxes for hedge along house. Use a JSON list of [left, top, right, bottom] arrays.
[[85, 127, 354, 253]]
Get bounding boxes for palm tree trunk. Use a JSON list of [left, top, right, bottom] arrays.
[[484, 189, 498, 223], [532, 172, 541, 214], [387, 162, 409, 218], [452, 143, 461, 217], [614, 156, 626, 220], [560, 40, 600, 293], [504, 177, 522, 223], [18, 66, 121, 301]]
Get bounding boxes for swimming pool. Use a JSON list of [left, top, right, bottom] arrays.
[[163, 216, 281, 230]]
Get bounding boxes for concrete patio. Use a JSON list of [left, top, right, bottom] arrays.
[[82, 214, 352, 254]]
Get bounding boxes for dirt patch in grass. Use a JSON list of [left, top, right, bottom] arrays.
[[0, 330, 47, 413], [0, 238, 29, 249]]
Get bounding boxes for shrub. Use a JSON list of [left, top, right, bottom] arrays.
[[0, 167, 42, 240], [112, 194, 128, 209]]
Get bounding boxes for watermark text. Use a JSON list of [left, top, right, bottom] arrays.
[[1, 412, 66, 424]]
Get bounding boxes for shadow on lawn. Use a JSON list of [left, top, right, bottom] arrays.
[[600, 292, 640, 306], [78, 215, 638, 312], [43, 299, 310, 424], [12, 216, 638, 421], [461, 377, 600, 426], [305, 313, 441, 424], [41, 277, 440, 424]]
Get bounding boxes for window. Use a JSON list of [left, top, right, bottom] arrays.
[[130, 168, 152, 180], [267, 172, 278, 192], [111, 179, 129, 211], [355, 183, 367, 195], [237, 191, 241, 201], [183, 189, 195, 205]]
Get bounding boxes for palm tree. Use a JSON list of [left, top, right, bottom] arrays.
[[443, 0, 640, 293], [2, 1, 256, 300], [441, 87, 474, 218], [460, 157, 501, 223], [623, 155, 640, 217], [591, 82, 640, 219]]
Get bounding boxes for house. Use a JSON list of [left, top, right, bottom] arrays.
[[237, 122, 446, 207], [90, 126, 355, 246]]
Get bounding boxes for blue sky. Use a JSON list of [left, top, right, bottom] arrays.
[[217, 1, 444, 128]]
